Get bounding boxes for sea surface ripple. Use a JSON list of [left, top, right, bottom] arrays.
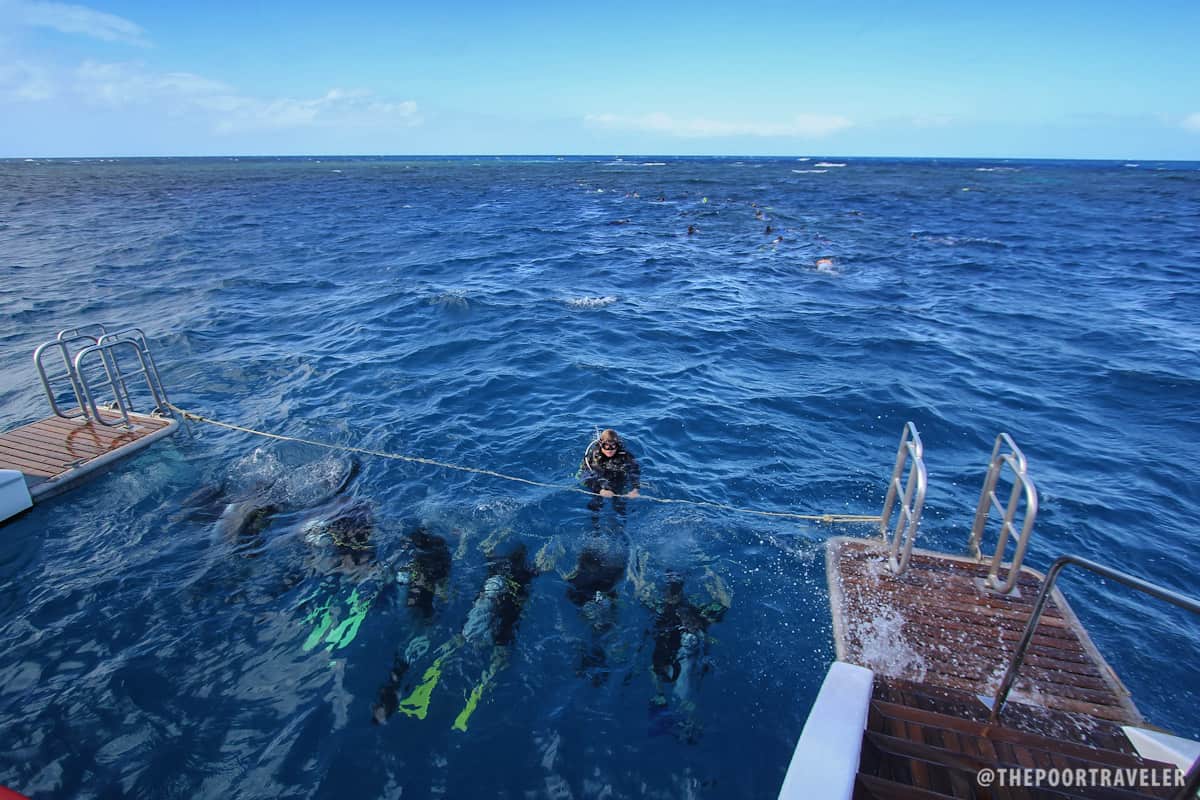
[[1, 156, 1198, 799]]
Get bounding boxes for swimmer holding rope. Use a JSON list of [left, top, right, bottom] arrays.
[[579, 429, 640, 521]]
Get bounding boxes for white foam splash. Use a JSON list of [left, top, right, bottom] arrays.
[[792, 169, 829, 174], [850, 606, 927, 682], [565, 295, 617, 309], [814, 162, 846, 167]]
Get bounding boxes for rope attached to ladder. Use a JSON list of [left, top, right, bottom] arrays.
[[166, 403, 882, 526]]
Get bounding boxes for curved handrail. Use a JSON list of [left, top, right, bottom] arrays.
[[988, 554, 1200, 799], [968, 433, 1039, 593], [73, 339, 165, 427], [32, 333, 102, 419], [968, 433, 1027, 558], [57, 323, 108, 343], [879, 422, 927, 575]]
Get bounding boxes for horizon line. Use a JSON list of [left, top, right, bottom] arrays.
[[4, 153, 1198, 164]]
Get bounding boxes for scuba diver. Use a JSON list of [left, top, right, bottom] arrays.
[[579, 429, 640, 529], [297, 496, 391, 653], [375, 542, 538, 731], [568, 428, 641, 678], [178, 451, 360, 550], [396, 526, 453, 618], [370, 524, 453, 724], [645, 571, 729, 743], [566, 534, 629, 685], [301, 495, 376, 571]]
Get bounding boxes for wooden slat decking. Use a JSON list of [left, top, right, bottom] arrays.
[[0, 410, 176, 499], [828, 537, 1143, 727], [857, 678, 1179, 799]]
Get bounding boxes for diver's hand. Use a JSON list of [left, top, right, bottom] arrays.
[[625, 488, 640, 499], [600, 489, 615, 497]]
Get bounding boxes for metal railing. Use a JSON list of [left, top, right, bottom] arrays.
[[879, 422, 928, 576], [985, 554, 1200, 800], [33, 325, 109, 420], [32, 324, 175, 428], [967, 433, 1038, 594]]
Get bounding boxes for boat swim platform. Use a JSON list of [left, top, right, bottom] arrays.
[[0, 410, 178, 503], [827, 537, 1143, 728]]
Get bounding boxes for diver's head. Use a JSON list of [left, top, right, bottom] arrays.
[[598, 429, 622, 455]]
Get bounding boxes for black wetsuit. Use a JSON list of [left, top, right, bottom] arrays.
[[580, 441, 641, 513]]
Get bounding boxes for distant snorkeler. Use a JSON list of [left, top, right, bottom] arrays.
[[646, 572, 728, 743], [375, 543, 539, 729]]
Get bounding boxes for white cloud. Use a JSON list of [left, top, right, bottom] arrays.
[[76, 60, 231, 108], [909, 115, 954, 129], [1183, 113, 1200, 133], [73, 60, 421, 133], [2, 0, 149, 46], [585, 111, 853, 139], [0, 59, 55, 100], [217, 88, 421, 134]]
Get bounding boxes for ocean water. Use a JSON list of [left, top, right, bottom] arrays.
[[0, 156, 1198, 799]]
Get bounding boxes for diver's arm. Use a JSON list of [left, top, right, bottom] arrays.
[[624, 453, 641, 497]]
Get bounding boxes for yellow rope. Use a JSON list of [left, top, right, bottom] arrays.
[[167, 403, 881, 525]]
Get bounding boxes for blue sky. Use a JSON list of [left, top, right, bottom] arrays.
[[1, 0, 1198, 159]]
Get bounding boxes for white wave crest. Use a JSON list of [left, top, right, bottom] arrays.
[[792, 169, 828, 174], [814, 162, 846, 167], [566, 295, 617, 309]]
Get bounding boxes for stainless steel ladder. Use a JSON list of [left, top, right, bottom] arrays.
[[967, 432, 1039, 593], [880, 421, 928, 575], [33, 324, 177, 429]]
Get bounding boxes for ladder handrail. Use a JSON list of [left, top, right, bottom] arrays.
[[880, 422, 928, 575], [32, 324, 175, 428], [987, 554, 1200, 800], [33, 333, 103, 420], [968, 433, 1039, 594], [97, 328, 175, 416], [73, 338, 167, 427], [57, 323, 108, 343]]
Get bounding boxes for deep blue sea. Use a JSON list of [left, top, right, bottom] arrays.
[[1, 156, 1198, 799]]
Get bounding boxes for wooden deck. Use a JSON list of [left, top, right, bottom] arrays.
[[857, 678, 1179, 799], [828, 537, 1142, 728], [0, 410, 177, 500]]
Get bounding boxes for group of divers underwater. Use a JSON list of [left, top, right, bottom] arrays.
[[181, 428, 732, 742]]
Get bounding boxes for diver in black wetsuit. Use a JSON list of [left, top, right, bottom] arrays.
[[372, 542, 538, 727], [647, 571, 728, 742], [567, 536, 628, 685], [579, 429, 641, 521], [398, 527, 452, 618], [371, 524, 452, 724]]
